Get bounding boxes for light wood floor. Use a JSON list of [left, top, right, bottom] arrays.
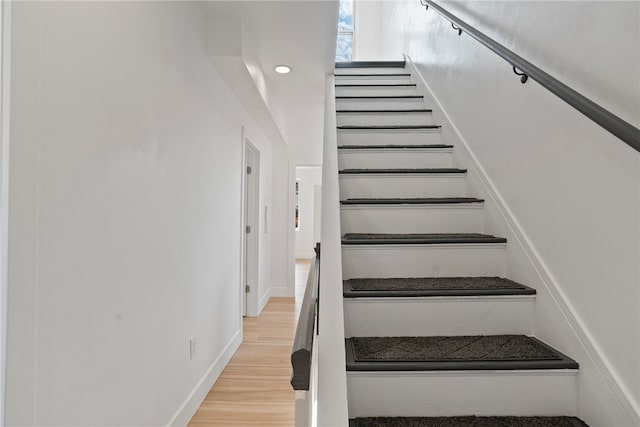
[[189, 259, 312, 426]]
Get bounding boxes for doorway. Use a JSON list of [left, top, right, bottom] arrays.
[[242, 140, 260, 317]]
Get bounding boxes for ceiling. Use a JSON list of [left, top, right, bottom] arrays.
[[202, 1, 340, 166]]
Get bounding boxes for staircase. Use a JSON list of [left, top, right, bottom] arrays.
[[334, 61, 588, 427]]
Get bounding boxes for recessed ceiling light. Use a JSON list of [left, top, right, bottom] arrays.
[[274, 65, 291, 74]]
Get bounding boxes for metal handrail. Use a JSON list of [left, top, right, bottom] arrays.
[[290, 243, 320, 391], [420, 0, 640, 153]]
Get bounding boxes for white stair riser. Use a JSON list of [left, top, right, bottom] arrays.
[[339, 175, 467, 199], [335, 67, 407, 75], [347, 370, 578, 417], [338, 130, 441, 146], [336, 99, 425, 110], [340, 205, 484, 234], [336, 86, 418, 97], [335, 76, 413, 85], [341, 244, 506, 279], [337, 112, 433, 126], [344, 297, 535, 337], [338, 149, 452, 169]]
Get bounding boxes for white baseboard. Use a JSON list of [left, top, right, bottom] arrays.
[[168, 329, 243, 427], [258, 287, 272, 315], [405, 55, 639, 426]]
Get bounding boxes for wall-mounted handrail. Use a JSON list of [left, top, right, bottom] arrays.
[[419, 0, 640, 153], [290, 243, 320, 391]]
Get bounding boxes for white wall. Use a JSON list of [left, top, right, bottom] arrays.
[[268, 144, 296, 299], [353, 0, 382, 61], [0, 3, 10, 425], [367, 1, 640, 425], [5, 2, 291, 425], [353, 0, 403, 61], [295, 166, 323, 259]]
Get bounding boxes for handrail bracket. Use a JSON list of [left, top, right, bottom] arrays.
[[512, 66, 529, 84]]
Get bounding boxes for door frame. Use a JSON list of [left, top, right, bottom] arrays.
[[241, 138, 260, 317]]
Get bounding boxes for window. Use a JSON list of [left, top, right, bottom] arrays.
[[336, 0, 354, 62], [295, 179, 300, 230]]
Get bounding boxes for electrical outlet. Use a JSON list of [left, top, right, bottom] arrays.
[[190, 336, 197, 360]]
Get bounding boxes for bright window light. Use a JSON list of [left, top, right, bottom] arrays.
[[336, 0, 354, 61]]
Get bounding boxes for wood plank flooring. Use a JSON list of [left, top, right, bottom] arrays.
[[188, 260, 312, 426]]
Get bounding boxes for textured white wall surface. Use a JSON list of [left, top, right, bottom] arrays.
[[295, 166, 323, 259], [5, 2, 292, 425], [354, 0, 384, 61], [269, 145, 296, 297], [357, 1, 640, 425]]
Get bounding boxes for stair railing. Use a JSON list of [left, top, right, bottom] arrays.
[[291, 243, 320, 426], [419, 0, 640, 153]]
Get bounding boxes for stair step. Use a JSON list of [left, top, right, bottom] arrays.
[[345, 335, 578, 371], [340, 168, 464, 175], [338, 146, 452, 170], [340, 200, 484, 234], [341, 235, 507, 278], [336, 86, 418, 96], [336, 84, 417, 87], [344, 291, 534, 337], [339, 174, 467, 201], [349, 416, 589, 427], [338, 125, 441, 130], [336, 96, 426, 110], [336, 61, 406, 68], [338, 127, 442, 146], [338, 145, 451, 149], [336, 96, 423, 99], [337, 109, 432, 113], [337, 110, 434, 126], [336, 73, 411, 78], [341, 197, 482, 205], [347, 367, 578, 417], [334, 76, 413, 85], [342, 242, 505, 279], [342, 233, 506, 245], [344, 277, 535, 297], [344, 278, 535, 337]]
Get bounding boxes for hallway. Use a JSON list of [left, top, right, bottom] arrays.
[[188, 260, 312, 426]]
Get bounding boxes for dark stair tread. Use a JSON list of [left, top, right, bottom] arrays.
[[338, 144, 453, 149], [335, 73, 411, 77], [342, 233, 506, 245], [336, 83, 416, 88], [336, 109, 432, 113], [345, 335, 579, 371], [349, 416, 589, 427], [341, 197, 483, 205], [343, 277, 536, 297], [339, 168, 465, 174], [338, 125, 441, 130], [336, 61, 406, 68], [336, 84, 417, 87], [336, 95, 424, 99]]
